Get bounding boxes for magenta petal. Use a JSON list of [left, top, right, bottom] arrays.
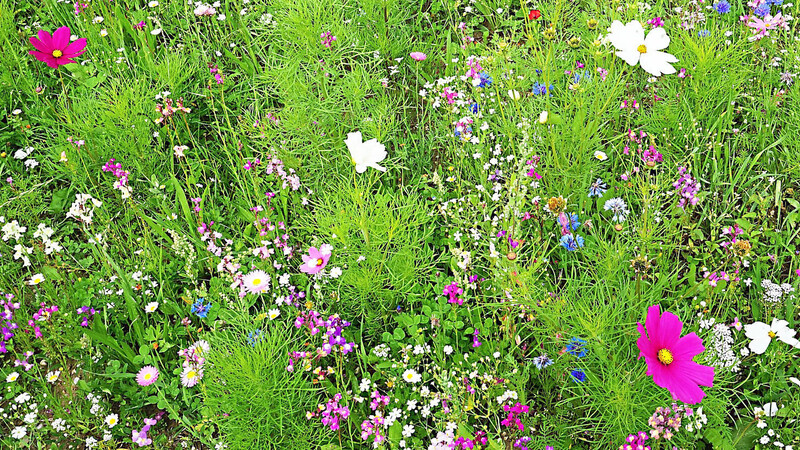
[[37, 29, 53, 48], [62, 38, 87, 57], [29, 36, 50, 53], [671, 332, 705, 360], [52, 26, 71, 49], [636, 323, 655, 359], [664, 360, 714, 404], [654, 309, 683, 349]]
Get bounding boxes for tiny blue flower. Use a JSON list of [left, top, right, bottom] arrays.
[[560, 234, 585, 251], [571, 369, 587, 383], [566, 337, 588, 358], [713, 0, 731, 14], [753, 3, 771, 16]]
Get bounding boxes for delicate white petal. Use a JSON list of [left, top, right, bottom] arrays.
[[639, 51, 677, 76], [748, 336, 771, 355], [616, 49, 641, 66], [644, 27, 670, 51], [608, 20, 640, 52], [744, 322, 771, 340], [355, 164, 368, 173], [361, 138, 387, 163], [370, 163, 387, 172]]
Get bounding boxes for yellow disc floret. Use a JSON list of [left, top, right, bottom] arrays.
[[52, 50, 63, 58], [657, 348, 674, 365], [637, 45, 647, 54]]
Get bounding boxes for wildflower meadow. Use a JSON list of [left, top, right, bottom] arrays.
[[2, 0, 800, 449]]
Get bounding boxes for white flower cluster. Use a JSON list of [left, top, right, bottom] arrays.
[[2, 218, 63, 266], [761, 279, 795, 304], [13, 146, 38, 170], [66, 193, 102, 224], [707, 323, 741, 372]]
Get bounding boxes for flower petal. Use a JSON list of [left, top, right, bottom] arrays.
[[644, 27, 671, 51], [37, 29, 54, 48], [62, 38, 87, 57], [52, 26, 71, 49], [653, 308, 683, 349], [616, 49, 641, 67], [748, 336, 771, 354], [744, 322, 770, 340], [671, 332, 705, 360], [639, 51, 677, 77], [29, 36, 50, 53]]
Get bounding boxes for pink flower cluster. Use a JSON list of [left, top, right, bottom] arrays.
[[673, 166, 700, 209], [647, 404, 692, 440], [1, 293, 20, 353], [501, 402, 530, 431], [132, 415, 161, 447], [311, 393, 350, 431], [443, 281, 463, 305], [102, 158, 132, 199], [29, 303, 58, 338], [154, 97, 191, 124], [320, 31, 336, 48], [360, 415, 386, 446]]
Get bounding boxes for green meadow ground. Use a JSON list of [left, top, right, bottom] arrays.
[[1, 0, 799, 448]]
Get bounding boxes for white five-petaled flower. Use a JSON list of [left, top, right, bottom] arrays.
[[402, 369, 421, 383], [744, 318, 800, 354], [607, 20, 678, 77], [345, 131, 387, 173]]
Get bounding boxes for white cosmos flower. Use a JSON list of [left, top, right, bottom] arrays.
[[607, 20, 678, 77], [744, 318, 800, 354], [345, 131, 387, 173], [242, 270, 271, 294]]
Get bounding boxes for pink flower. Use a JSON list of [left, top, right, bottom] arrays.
[[410, 52, 427, 61], [136, 366, 159, 386], [300, 246, 331, 275], [29, 27, 87, 68], [636, 305, 714, 404]]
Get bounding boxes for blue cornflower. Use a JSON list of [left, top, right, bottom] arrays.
[[532, 81, 554, 96], [191, 298, 212, 318], [572, 71, 591, 84], [477, 71, 493, 88], [698, 30, 710, 38], [560, 234, 585, 251], [768, 0, 783, 5], [532, 354, 553, 369], [713, 0, 731, 13], [569, 213, 581, 232], [247, 329, 264, 347], [753, 2, 771, 16], [570, 369, 587, 383], [588, 178, 608, 197], [470, 102, 480, 113], [566, 338, 588, 358]]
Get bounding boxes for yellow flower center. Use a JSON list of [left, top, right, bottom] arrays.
[[637, 45, 647, 54], [251, 278, 261, 286], [52, 50, 63, 58], [768, 331, 776, 338], [316, 258, 324, 266], [657, 348, 674, 365], [144, 373, 152, 380]]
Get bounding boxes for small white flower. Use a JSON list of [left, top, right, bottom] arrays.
[[148, 0, 159, 6], [345, 131, 387, 173], [508, 89, 521, 100], [744, 318, 800, 354], [46, 371, 60, 383], [6, 372, 19, 382], [28, 273, 45, 285], [329, 267, 343, 278], [145, 302, 159, 313], [11, 426, 26, 439], [538, 110, 548, 124], [594, 150, 608, 161], [443, 345, 453, 355], [402, 369, 421, 383], [267, 309, 280, 320], [100, 29, 108, 37], [607, 20, 678, 76], [105, 413, 119, 428]]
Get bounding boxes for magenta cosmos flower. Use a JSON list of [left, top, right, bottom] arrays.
[[300, 245, 331, 275], [29, 27, 87, 68], [136, 366, 159, 386], [636, 305, 714, 404], [410, 52, 427, 61]]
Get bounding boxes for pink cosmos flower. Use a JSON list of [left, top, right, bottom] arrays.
[[410, 52, 427, 61], [29, 27, 87, 68], [636, 305, 714, 404], [300, 246, 331, 275], [136, 366, 159, 386]]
